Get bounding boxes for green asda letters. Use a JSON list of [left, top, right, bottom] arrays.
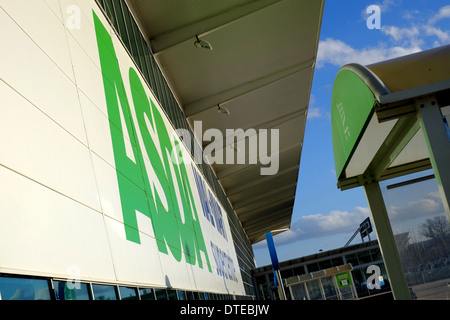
[[93, 11, 211, 272]]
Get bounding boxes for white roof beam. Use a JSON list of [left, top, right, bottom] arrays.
[[184, 59, 314, 117], [150, 0, 282, 55], [215, 143, 301, 180], [225, 166, 298, 196]]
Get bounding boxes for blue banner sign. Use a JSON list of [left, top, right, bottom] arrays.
[[265, 232, 280, 271]]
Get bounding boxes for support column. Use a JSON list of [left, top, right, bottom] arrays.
[[416, 98, 450, 220], [364, 182, 411, 300]]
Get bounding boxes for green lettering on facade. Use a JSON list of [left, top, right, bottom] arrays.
[[93, 11, 211, 272]]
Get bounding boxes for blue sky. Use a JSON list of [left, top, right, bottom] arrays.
[[252, 0, 450, 267]]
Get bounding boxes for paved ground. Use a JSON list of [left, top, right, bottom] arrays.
[[411, 278, 450, 300]]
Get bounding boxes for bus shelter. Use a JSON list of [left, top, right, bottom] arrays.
[[331, 44, 450, 300], [285, 264, 357, 300]]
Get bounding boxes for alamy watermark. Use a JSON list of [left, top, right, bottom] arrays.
[[66, 5, 81, 30], [366, 5, 381, 30], [366, 264, 382, 289], [171, 121, 280, 176], [66, 264, 81, 290]]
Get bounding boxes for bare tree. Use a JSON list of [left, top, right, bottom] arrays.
[[419, 216, 450, 257]]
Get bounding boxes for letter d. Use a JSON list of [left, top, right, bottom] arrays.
[[225, 305, 232, 314]]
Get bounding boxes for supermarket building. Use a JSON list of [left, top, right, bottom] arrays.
[[0, 0, 324, 299]]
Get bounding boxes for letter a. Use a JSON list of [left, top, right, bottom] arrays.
[[366, 265, 381, 289], [66, 5, 81, 29], [366, 5, 381, 30]]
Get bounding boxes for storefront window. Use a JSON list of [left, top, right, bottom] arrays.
[[322, 276, 338, 300], [139, 288, 155, 300], [370, 248, 382, 261], [154, 288, 168, 300], [119, 286, 138, 300], [167, 289, 178, 300], [92, 284, 117, 300], [345, 253, 358, 266], [306, 262, 320, 273], [290, 283, 307, 300], [177, 290, 187, 300], [358, 250, 372, 264], [306, 280, 322, 300], [54, 280, 90, 300], [0, 276, 51, 300]]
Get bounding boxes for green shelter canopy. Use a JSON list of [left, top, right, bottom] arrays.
[[331, 44, 450, 300], [331, 44, 450, 190]]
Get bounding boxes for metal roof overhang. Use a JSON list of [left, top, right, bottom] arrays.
[[331, 44, 450, 191], [126, 0, 325, 244]]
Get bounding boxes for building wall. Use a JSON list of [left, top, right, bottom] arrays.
[[0, 0, 254, 298], [252, 241, 389, 300]]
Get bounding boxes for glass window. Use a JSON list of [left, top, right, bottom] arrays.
[[331, 257, 344, 267], [111, 1, 127, 41], [319, 259, 332, 270], [210, 293, 218, 300], [346, 253, 359, 266], [306, 262, 319, 273], [321, 277, 338, 300], [177, 290, 187, 300], [92, 284, 117, 300], [197, 292, 206, 300], [0, 276, 51, 300], [119, 286, 138, 300], [305, 280, 322, 300], [292, 266, 306, 276], [370, 248, 382, 261], [167, 289, 178, 300], [139, 288, 155, 300], [290, 283, 307, 300], [121, 7, 137, 58], [358, 250, 372, 264], [102, 0, 118, 32], [380, 171, 450, 300], [280, 269, 294, 278], [54, 280, 90, 300], [154, 288, 168, 300]]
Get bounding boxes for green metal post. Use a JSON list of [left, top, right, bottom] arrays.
[[364, 182, 411, 300], [416, 98, 450, 220]]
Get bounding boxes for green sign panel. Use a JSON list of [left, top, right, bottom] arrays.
[[93, 11, 212, 272], [331, 69, 376, 179], [336, 272, 352, 288]]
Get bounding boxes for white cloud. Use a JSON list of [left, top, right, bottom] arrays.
[[388, 192, 444, 223], [423, 25, 450, 44], [382, 23, 450, 47], [382, 5, 450, 48], [361, 0, 400, 19], [378, 0, 399, 11], [307, 107, 322, 119], [306, 94, 323, 119], [429, 5, 450, 24], [257, 206, 372, 247], [252, 190, 445, 250], [381, 25, 420, 42], [402, 10, 420, 21], [317, 5, 450, 69], [316, 38, 421, 68]]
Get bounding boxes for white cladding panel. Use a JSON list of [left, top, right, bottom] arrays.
[[0, 0, 244, 295]]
